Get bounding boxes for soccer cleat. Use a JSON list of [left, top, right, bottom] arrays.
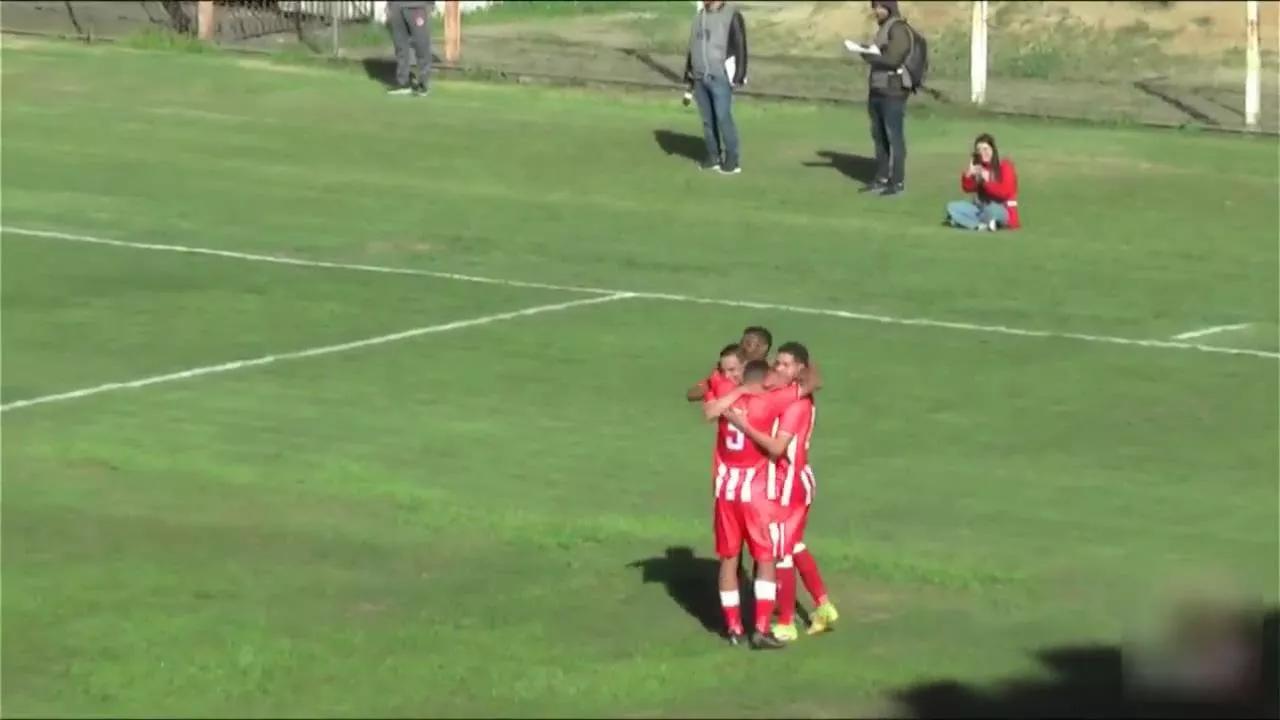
[[726, 631, 747, 647], [805, 601, 840, 635], [387, 85, 415, 96], [772, 622, 799, 642], [412, 83, 431, 97], [878, 182, 905, 197], [718, 164, 742, 175], [750, 630, 786, 650]]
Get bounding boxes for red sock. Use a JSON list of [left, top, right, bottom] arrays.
[[719, 590, 743, 634], [753, 579, 776, 633], [793, 546, 829, 607], [777, 558, 797, 626]]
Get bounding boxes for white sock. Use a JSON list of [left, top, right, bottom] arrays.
[[719, 590, 740, 607], [754, 579, 777, 601]]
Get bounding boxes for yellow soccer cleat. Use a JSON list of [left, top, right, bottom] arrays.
[[772, 622, 799, 642], [805, 601, 839, 635]]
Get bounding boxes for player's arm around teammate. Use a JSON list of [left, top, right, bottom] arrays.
[[724, 405, 790, 458], [705, 357, 822, 421]]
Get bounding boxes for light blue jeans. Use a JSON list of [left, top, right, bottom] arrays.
[[946, 200, 1009, 230]]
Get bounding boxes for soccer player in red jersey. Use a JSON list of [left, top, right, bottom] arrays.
[[723, 342, 837, 642], [698, 344, 746, 479]]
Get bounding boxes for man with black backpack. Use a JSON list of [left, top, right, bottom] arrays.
[[855, 0, 926, 197]]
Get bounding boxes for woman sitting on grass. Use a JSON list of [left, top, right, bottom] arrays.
[[946, 133, 1020, 231]]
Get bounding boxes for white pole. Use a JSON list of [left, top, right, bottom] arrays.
[[970, 0, 988, 105], [372, 0, 386, 24], [1245, 0, 1260, 129]]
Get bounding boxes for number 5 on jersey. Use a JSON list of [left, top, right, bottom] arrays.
[[725, 426, 745, 451]]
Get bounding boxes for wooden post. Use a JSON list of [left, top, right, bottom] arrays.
[[197, 0, 215, 41], [444, 0, 461, 64], [1245, 0, 1261, 129], [969, 0, 988, 105]]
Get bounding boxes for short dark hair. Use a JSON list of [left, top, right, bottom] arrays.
[[776, 341, 810, 366], [742, 326, 773, 349], [719, 343, 744, 360], [743, 359, 770, 383]]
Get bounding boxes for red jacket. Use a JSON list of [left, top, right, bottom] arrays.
[[961, 158, 1020, 229]]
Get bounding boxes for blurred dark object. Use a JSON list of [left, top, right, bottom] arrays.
[[894, 607, 1277, 719]]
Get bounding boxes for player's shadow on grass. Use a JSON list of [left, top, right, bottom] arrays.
[[629, 546, 746, 634], [891, 608, 1278, 719], [653, 130, 708, 165], [361, 57, 441, 89], [803, 150, 878, 185]]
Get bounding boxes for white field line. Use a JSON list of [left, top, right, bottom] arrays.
[[1172, 323, 1252, 341], [3, 225, 1278, 361], [0, 226, 625, 296], [0, 293, 634, 413]]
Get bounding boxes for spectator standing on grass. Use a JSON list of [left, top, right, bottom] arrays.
[[683, 1, 749, 175], [946, 133, 1020, 231], [858, 0, 912, 196], [387, 0, 434, 96]]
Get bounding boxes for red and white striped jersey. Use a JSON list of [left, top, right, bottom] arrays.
[[703, 369, 740, 471], [713, 463, 760, 503], [768, 395, 817, 507], [714, 386, 802, 502]]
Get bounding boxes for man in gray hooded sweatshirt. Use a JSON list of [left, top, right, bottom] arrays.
[[387, 0, 434, 96], [683, 1, 749, 174]]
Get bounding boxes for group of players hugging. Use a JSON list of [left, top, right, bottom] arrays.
[[686, 326, 839, 650]]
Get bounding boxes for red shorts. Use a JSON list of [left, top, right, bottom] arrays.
[[772, 501, 810, 559], [714, 497, 779, 561]]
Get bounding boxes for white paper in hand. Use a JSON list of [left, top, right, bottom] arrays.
[[724, 56, 737, 81], [844, 39, 881, 55]]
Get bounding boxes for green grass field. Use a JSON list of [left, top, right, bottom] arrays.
[[2, 38, 1277, 717]]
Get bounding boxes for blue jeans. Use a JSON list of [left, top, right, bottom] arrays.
[[947, 200, 1009, 230], [693, 75, 739, 167], [868, 93, 907, 185]]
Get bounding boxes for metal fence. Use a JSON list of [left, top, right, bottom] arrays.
[[1, 1, 1275, 133]]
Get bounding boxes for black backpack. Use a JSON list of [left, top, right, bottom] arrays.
[[889, 18, 929, 93]]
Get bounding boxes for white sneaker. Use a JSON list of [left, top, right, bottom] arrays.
[[387, 86, 414, 96]]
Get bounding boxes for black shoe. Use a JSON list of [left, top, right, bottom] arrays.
[[700, 159, 721, 171], [858, 178, 889, 194], [750, 630, 786, 650], [726, 631, 747, 647], [718, 163, 742, 175], [878, 182, 905, 197], [412, 83, 430, 97]]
